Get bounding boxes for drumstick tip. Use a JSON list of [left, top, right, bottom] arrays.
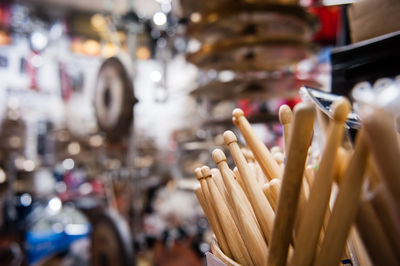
[[201, 165, 212, 178], [332, 98, 351, 122], [195, 167, 204, 180], [212, 149, 227, 164], [279, 105, 292, 125], [232, 108, 245, 119], [223, 130, 238, 145]]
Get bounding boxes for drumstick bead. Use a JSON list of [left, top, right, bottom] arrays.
[[262, 179, 281, 212], [203, 165, 268, 266], [194, 168, 232, 257], [224, 131, 275, 243], [279, 104, 293, 156], [314, 129, 369, 266], [201, 167, 254, 265], [291, 98, 350, 266], [233, 108, 282, 180], [268, 103, 315, 266]]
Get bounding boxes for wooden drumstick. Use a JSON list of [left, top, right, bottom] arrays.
[[271, 146, 282, 155], [210, 168, 229, 205], [314, 129, 369, 266], [194, 169, 231, 257], [267, 103, 315, 266], [363, 107, 400, 210], [334, 147, 352, 185], [305, 165, 316, 187], [272, 152, 284, 165], [291, 98, 350, 266], [279, 104, 293, 156], [242, 147, 255, 163], [355, 197, 398, 265], [224, 131, 275, 243], [233, 108, 283, 181], [248, 161, 266, 186], [212, 152, 258, 225], [233, 167, 246, 194], [204, 164, 268, 266], [201, 167, 254, 265], [262, 179, 281, 212]]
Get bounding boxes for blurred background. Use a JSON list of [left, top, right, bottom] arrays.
[[0, 0, 398, 265]]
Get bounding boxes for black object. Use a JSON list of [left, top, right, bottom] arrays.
[[331, 30, 400, 98], [91, 210, 135, 266]]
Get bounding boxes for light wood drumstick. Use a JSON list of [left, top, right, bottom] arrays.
[[291, 98, 350, 266], [304, 165, 316, 187], [212, 152, 258, 227], [263, 179, 281, 212], [242, 147, 255, 163], [267, 103, 315, 266], [355, 197, 398, 265], [233, 167, 246, 194], [194, 169, 231, 257], [224, 131, 276, 243], [334, 147, 352, 185], [314, 129, 369, 266], [201, 167, 254, 265], [233, 108, 283, 181], [363, 107, 400, 210], [204, 164, 268, 266], [279, 104, 293, 156], [210, 168, 229, 205]]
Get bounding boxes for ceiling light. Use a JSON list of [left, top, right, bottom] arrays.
[[153, 12, 167, 26]]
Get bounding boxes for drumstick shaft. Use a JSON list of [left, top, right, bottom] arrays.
[[204, 172, 254, 265], [279, 104, 293, 156], [195, 168, 232, 257], [314, 129, 369, 266], [363, 107, 400, 210], [268, 103, 315, 266], [224, 131, 275, 243], [291, 99, 350, 266], [263, 179, 281, 213], [233, 109, 283, 180], [194, 186, 231, 257], [206, 163, 268, 266]]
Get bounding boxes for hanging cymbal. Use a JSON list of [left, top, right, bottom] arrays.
[[187, 37, 315, 71], [187, 3, 318, 44], [190, 75, 321, 100], [178, 0, 301, 19], [94, 57, 137, 142]]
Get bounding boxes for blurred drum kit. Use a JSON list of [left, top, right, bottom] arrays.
[[181, 0, 320, 100]]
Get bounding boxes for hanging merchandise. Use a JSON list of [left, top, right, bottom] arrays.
[[94, 56, 136, 142]]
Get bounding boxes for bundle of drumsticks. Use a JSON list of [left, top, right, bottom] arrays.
[[194, 98, 400, 266]]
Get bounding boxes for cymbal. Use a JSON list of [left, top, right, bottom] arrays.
[[187, 3, 318, 41], [178, 0, 301, 18], [190, 75, 321, 100], [187, 10, 314, 45], [187, 37, 315, 71]]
